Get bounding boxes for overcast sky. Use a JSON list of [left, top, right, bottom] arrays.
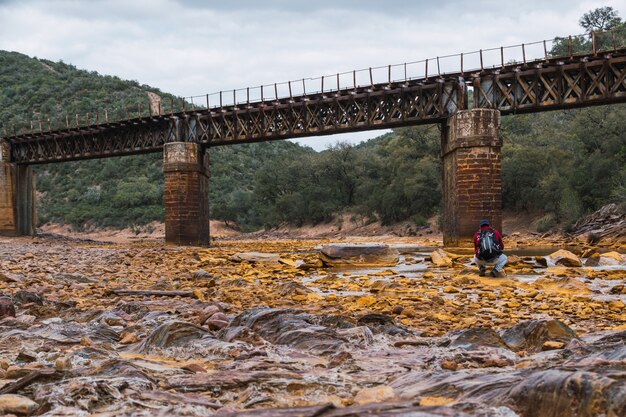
[[1, 0, 625, 150]]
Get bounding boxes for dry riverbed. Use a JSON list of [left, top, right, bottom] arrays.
[[0, 233, 624, 416]]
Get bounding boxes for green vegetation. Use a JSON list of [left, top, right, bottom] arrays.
[[1, 8, 625, 233]]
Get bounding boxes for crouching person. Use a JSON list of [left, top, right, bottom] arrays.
[[474, 218, 507, 277]]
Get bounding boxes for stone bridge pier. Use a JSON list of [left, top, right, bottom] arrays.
[[442, 109, 502, 247], [0, 140, 35, 236], [163, 141, 210, 246]]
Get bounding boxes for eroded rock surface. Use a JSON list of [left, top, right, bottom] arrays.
[[0, 236, 624, 416]]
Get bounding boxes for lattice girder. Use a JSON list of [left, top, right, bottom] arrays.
[[6, 51, 626, 164]]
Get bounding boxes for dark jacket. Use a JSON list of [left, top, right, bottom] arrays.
[[473, 225, 504, 257]]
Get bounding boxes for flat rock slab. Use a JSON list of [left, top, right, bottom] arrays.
[[229, 252, 281, 263], [165, 369, 302, 391], [318, 244, 399, 267]]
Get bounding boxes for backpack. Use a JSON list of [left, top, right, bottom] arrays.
[[477, 228, 501, 260]]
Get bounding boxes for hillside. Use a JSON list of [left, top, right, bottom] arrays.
[[1, 50, 625, 234]]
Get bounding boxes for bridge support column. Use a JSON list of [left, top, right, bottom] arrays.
[[442, 109, 502, 247], [163, 142, 209, 246], [0, 141, 35, 236]]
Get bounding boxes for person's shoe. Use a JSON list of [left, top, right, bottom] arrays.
[[490, 269, 505, 278], [478, 268, 486, 277]]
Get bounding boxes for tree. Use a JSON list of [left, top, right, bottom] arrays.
[[579, 7, 621, 32]]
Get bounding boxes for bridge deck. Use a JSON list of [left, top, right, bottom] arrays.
[[4, 49, 626, 164]]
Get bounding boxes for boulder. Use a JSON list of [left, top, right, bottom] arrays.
[[192, 269, 213, 280], [585, 252, 602, 266], [0, 297, 16, 319], [506, 369, 626, 417], [501, 319, 577, 353], [228, 252, 281, 263], [586, 251, 624, 267], [448, 327, 510, 350], [206, 312, 229, 330], [548, 249, 582, 267], [610, 284, 625, 294], [0, 394, 39, 415], [430, 249, 453, 267], [357, 314, 410, 336], [318, 244, 399, 267], [12, 291, 43, 305], [130, 321, 210, 353]]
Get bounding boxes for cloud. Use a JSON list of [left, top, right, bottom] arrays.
[[1, 0, 626, 149]]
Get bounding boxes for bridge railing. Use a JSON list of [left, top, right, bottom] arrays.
[[3, 28, 626, 139]]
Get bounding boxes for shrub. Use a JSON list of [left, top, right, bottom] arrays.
[[536, 213, 557, 233], [413, 214, 427, 227]]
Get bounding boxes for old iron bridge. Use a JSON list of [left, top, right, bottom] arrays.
[[2, 32, 626, 245]]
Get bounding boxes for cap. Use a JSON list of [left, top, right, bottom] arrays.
[[479, 219, 490, 227]]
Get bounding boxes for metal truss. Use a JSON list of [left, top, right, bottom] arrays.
[[5, 50, 626, 164], [185, 80, 465, 145], [9, 119, 171, 164], [473, 54, 626, 112]]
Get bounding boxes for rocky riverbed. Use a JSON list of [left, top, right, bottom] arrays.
[[0, 234, 624, 416]]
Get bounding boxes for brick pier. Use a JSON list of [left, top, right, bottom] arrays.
[[441, 109, 502, 247], [0, 141, 35, 236], [163, 142, 209, 246]]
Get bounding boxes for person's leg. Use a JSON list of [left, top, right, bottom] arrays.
[[494, 253, 508, 272], [474, 257, 487, 276], [489, 254, 508, 277]]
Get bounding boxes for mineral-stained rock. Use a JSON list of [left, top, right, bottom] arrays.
[[12, 291, 43, 306], [586, 251, 624, 266], [318, 243, 399, 267], [500, 319, 578, 353], [226, 307, 347, 353], [191, 269, 213, 279], [505, 369, 626, 417], [579, 330, 626, 361], [0, 297, 16, 319], [229, 252, 281, 263], [200, 304, 222, 324], [165, 369, 302, 392], [353, 385, 395, 405], [356, 314, 411, 336], [430, 249, 453, 267], [279, 281, 313, 296], [130, 321, 210, 353], [137, 390, 222, 409], [448, 327, 510, 350], [0, 394, 39, 415], [206, 312, 229, 330], [548, 249, 582, 267], [585, 252, 602, 266], [213, 401, 472, 417], [541, 341, 565, 350], [610, 284, 626, 294], [534, 276, 589, 293]]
